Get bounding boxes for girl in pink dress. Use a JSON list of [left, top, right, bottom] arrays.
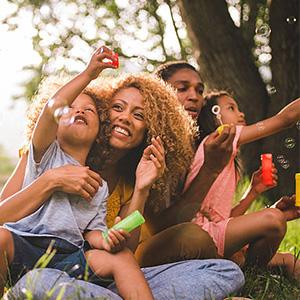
[[184, 90, 300, 279]]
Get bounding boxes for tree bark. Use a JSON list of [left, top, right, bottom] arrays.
[[178, 0, 270, 179], [264, 0, 300, 198]]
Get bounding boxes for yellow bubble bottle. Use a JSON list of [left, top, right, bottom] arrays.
[[296, 173, 300, 207]]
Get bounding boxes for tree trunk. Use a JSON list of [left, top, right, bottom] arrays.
[[178, 0, 270, 180], [263, 0, 300, 198]]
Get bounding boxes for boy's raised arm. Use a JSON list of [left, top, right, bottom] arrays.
[[32, 46, 117, 162]]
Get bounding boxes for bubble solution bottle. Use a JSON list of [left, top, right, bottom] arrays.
[[102, 210, 145, 241], [296, 173, 300, 207], [261, 154, 273, 186]]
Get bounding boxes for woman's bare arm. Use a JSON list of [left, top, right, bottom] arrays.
[[0, 154, 102, 225]]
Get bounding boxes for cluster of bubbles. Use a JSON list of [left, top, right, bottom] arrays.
[[296, 121, 300, 130], [276, 154, 290, 169], [284, 137, 296, 149], [48, 98, 74, 125], [286, 16, 297, 24], [255, 24, 271, 38], [135, 55, 148, 67]]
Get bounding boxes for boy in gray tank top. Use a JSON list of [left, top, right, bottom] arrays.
[[0, 46, 154, 300]]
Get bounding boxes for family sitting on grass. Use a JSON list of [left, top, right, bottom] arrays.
[[0, 45, 299, 300]]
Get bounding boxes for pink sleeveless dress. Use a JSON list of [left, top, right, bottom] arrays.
[[183, 126, 243, 256]]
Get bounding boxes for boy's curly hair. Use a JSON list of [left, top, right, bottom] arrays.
[[90, 73, 197, 212], [25, 74, 111, 172]]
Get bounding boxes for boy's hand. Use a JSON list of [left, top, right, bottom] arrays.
[[272, 195, 300, 221], [85, 45, 118, 80], [251, 164, 277, 194], [102, 217, 131, 253]]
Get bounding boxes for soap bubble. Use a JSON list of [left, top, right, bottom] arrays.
[[53, 106, 71, 124], [136, 55, 148, 66], [276, 154, 285, 164], [281, 161, 290, 169], [286, 16, 297, 24], [284, 137, 296, 149], [266, 85, 277, 95], [211, 105, 221, 115], [276, 154, 290, 169], [256, 24, 271, 38]]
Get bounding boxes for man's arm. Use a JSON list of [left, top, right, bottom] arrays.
[[146, 126, 236, 233]]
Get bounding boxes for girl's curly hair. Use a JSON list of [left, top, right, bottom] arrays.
[[90, 73, 197, 212], [25, 74, 111, 172]]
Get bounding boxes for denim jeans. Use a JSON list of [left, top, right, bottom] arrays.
[[6, 259, 244, 300]]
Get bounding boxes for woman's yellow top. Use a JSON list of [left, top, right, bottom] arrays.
[[106, 177, 134, 228], [106, 177, 152, 243]]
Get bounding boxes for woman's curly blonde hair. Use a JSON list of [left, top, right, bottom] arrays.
[[90, 73, 197, 212], [24, 74, 111, 172]]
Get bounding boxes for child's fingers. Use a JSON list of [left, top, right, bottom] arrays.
[[272, 173, 278, 181], [95, 45, 113, 55], [113, 216, 122, 225], [108, 229, 125, 247]]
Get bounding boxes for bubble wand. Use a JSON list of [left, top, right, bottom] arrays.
[[211, 105, 229, 135]]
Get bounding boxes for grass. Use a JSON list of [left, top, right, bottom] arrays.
[[232, 176, 300, 299], [2, 175, 300, 299]]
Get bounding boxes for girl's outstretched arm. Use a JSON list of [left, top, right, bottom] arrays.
[[238, 97, 300, 146]]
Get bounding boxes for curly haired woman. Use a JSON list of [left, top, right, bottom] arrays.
[[0, 48, 244, 299]]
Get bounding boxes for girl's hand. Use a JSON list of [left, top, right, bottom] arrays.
[[85, 45, 118, 80], [47, 164, 102, 201], [251, 164, 278, 194], [135, 136, 166, 193], [102, 217, 131, 253], [272, 195, 300, 221]]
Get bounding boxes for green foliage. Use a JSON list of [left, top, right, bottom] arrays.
[[2, 0, 192, 101], [279, 220, 300, 253], [0, 145, 15, 175]]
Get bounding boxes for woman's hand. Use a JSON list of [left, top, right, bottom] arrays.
[[47, 165, 102, 201], [135, 136, 166, 192], [251, 164, 278, 194], [272, 195, 300, 221], [85, 45, 118, 80]]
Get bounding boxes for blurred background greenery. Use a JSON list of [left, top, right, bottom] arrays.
[[0, 0, 299, 200]]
